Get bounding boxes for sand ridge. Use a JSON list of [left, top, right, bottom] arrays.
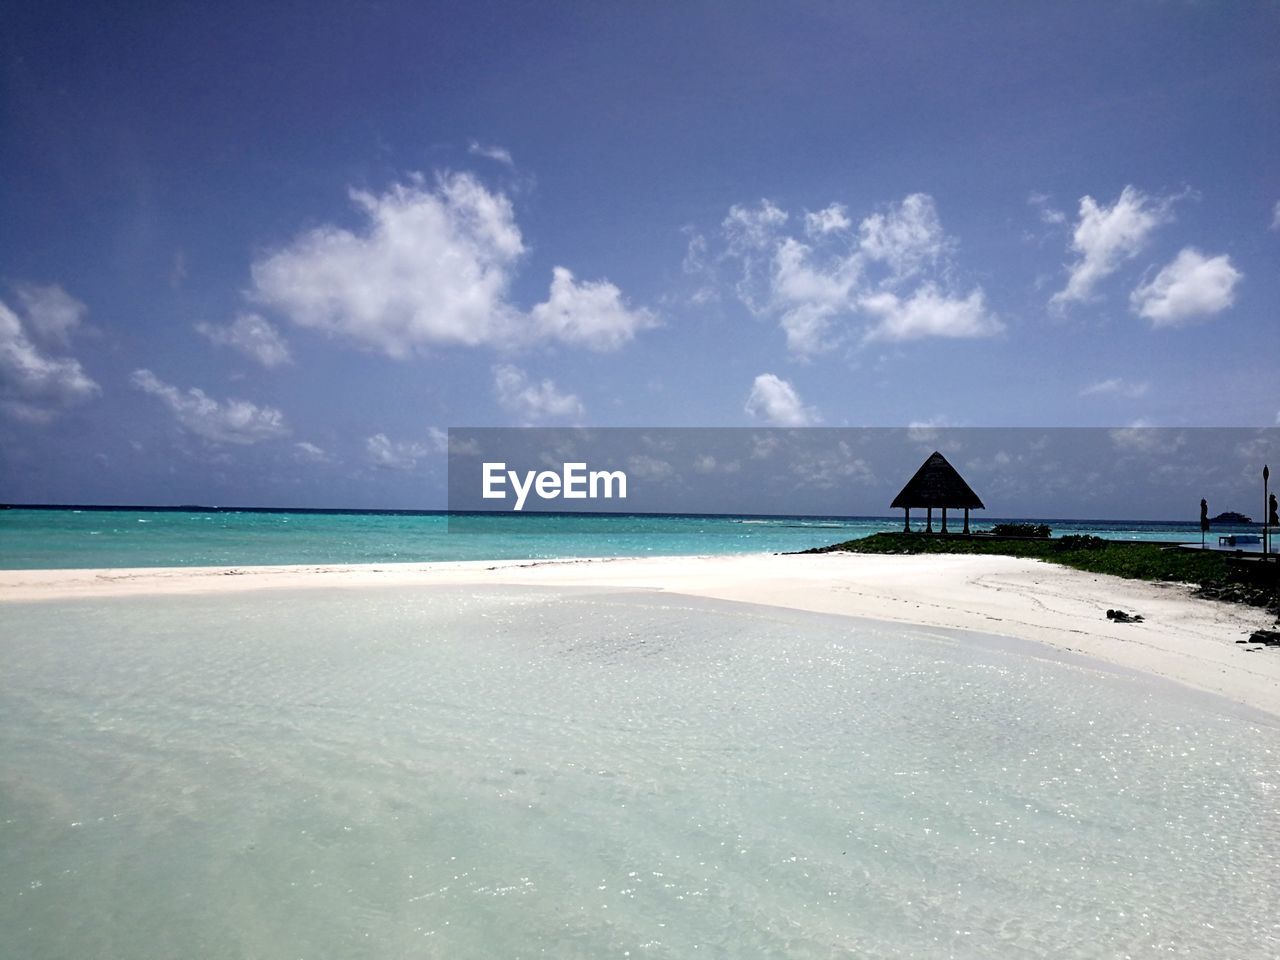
[[2, 551, 1276, 716]]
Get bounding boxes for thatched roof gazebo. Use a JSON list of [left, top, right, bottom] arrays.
[[891, 450, 984, 534]]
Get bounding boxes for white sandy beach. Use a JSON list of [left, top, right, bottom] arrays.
[[3, 552, 1276, 717]]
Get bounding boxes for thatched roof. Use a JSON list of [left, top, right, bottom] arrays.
[[890, 451, 984, 510]]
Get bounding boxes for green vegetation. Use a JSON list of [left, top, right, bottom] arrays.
[[989, 522, 1051, 539], [803, 533, 1225, 580], [801, 533, 1278, 613]]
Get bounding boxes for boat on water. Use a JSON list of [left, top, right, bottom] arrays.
[[1210, 511, 1254, 525]]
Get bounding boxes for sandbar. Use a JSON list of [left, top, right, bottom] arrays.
[[2, 552, 1276, 716]]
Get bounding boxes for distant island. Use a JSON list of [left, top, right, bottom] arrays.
[[1210, 511, 1252, 525]]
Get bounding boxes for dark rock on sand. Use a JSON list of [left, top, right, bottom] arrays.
[[1106, 608, 1144, 623]]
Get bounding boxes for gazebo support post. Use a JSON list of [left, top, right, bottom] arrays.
[[963, 507, 970, 535], [926, 506, 933, 534], [941, 507, 948, 534], [903, 507, 910, 533]]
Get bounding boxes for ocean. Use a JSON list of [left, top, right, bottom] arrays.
[[5, 507, 1276, 956], [0, 507, 1229, 570]]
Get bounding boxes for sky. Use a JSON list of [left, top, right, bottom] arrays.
[[1, 1, 1277, 509], [446, 428, 1280, 521]]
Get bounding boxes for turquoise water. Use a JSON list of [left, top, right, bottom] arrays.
[[0, 508, 1233, 569], [2, 587, 1276, 958]]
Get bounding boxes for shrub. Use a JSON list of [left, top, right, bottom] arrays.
[[1054, 534, 1108, 550], [990, 522, 1051, 539]]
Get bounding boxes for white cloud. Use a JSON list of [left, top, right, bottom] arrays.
[[425, 426, 452, 453], [722, 200, 791, 315], [715, 192, 997, 356], [771, 237, 863, 354], [530, 267, 658, 351], [682, 228, 708, 275], [861, 286, 1001, 342], [723, 200, 789, 253], [775, 303, 841, 355], [196, 313, 293, 368], [131, 369, 288, 444], [692, 454, 717, 474], [906, 420, 944, 444], [692, 454, 739, 474], [744, 373, 819, 426], [1051, 186, 1175, 307], [294, 441, 329, 462], [1109, 420, 1185, 455], [626, 454, 674, 481], [680, 227, 719, 305], [858, 193, 951, 279], [249, 173, 653, 358], [0, 401, 56, 424], [467, 141, 514, 168], [965, 449, 1015, 474], [492, 364, 584, 424], [251, 174, 523, 357], [0, 290, 99, 422], [1028, 192, 1066, 226], [366, 433, 429, 470], [906, 417, 964, 453], [749, 432, 782, 460], [790, 441, 874, 489], [1129, 248, 1242, 327], [804, 203, 851, 237], [1271, 201, 1280, 231], [431, 427, 480, 457], [773, 238, 861, 306], [15, 284, 87, 346], [365, 428, 449, 470], [1080, 377, 1149, 398]]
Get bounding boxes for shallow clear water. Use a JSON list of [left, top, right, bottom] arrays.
[[0, 508, 1225, 569], [2, 588, 1276, 958]]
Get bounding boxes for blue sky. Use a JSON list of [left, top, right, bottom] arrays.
[[1, 1, 1277, 508]]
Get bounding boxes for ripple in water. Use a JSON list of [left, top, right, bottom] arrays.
[[1, 587, 1277, 958]]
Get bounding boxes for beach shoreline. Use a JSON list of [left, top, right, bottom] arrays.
[[3, 551, 1277, 718]]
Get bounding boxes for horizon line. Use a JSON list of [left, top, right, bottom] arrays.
[[0, 502, 1248, 526]]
